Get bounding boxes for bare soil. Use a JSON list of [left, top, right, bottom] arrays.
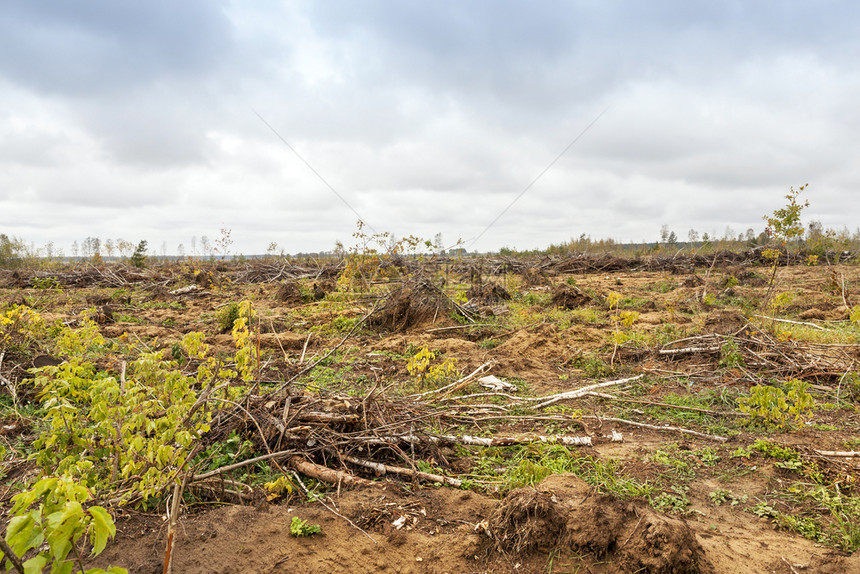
[[3, 260, 860, 573]]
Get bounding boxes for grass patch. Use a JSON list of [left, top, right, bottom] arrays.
[[466, 444, 653, 498]]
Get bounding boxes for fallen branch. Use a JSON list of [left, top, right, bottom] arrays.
[[753, 315, 828, 331], [589, 395, 746, 417], [813, 450, 859, 457], [438, 434, 593, 447], [584, 416, 728, 442], [658, 346, 721, 355], [301, 412, 360, 423], [192, 449, 295, 481], [338, 453, 462, 487], [289, 455, 374, 487], [530, 375, 643, 409], [425, 323, 495, 333], [356, 433, 594, 448]]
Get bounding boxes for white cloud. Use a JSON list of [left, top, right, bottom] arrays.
[[2, 1, 859, 255]]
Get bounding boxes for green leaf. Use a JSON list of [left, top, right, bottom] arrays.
[[88, 507, 115, 555], [6, 513, 43, 556], [49, 558, 75, 574], [22, 555, 49, 574]]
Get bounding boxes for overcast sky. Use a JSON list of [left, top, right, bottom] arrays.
[[2, 1, 859, 255]]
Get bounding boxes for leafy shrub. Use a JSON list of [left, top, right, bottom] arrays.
[[3, 476, 126, 573], [217, 302, 241, 333], [719, 338, 744, 368], [739, 379, 814, 428], [406, 346, 458, 387]]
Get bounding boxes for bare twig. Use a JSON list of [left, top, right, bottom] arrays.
[[530, 375, 643, 409], [812, 450, 859, 457], [192, 450, 296, 481], [425, 323, 495, 333], [0, 538, 25, 574], [337, 451, 462, 487], [589, 395, 746, 417], [583, 415, 728, 442], [753, 315, 828, 331]]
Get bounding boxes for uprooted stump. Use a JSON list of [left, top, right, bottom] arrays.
[[466, 282, 511, 304], [273, 280, 304, 305], [485, 474, 710, 574], [521, 267, 551, 287], [551, 284, 591, 309], [368, 279, 453, 332]]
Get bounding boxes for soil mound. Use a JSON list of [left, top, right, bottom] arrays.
[[551, 284, 590, 309], [487, 474, 709, 574], [496, 324, 568, 363]]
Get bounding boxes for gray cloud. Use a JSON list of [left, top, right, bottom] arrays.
[[2, 1, 860, 254], [0, 0, 232, 96]]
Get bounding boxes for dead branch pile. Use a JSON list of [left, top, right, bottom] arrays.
[[231, 260, 343, 283], [657, 327, 859, 383], [455, 249, 858, 278], [4, 264, 160, 288], [196, 385, 467, 492]]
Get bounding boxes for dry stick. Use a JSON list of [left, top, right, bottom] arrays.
[[357, 433, 594, 448], [192, 449, 296, 481], [590, 395, 747, 417], [163, 473, 189, 574], [425, 323, 495, 333], [316, 495, 378, 544], [780, 556, 801, 574], [288, 455, 374, 487], [658, 346, 721, 355], [437, 391, 523, 402], [299, 333, 311, 365], [752, 315, 828, 331], [0, 538, 25, 574], [583, 416, 728, 443], [336, 451, 462, 487], [813, 450, 860, 457], [836, 365, 855, 405], [268, 319, 289, 363], [529, 375, 643, 409]]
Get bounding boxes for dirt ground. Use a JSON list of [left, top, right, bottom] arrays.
[[3, 260, 860, 573]]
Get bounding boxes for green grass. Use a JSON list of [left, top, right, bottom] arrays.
[[114, 313, 146, 324], [465, 443, 653, 498]]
